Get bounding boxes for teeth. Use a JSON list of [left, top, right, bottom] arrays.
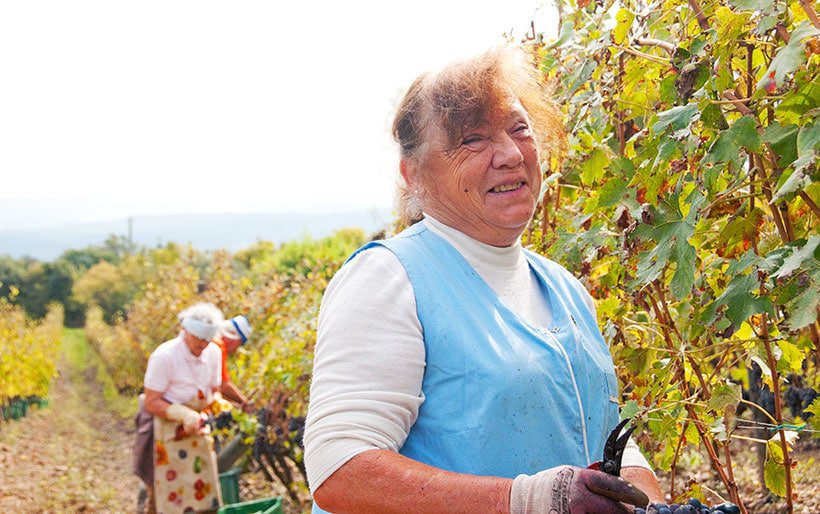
[[491, 182, 523, 193]]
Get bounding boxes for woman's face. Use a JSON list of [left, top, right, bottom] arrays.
[[408, 101, 541, 247], [183, 331, 211, 357]]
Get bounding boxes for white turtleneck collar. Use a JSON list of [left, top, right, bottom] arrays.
[[422, 214, 526, 273]]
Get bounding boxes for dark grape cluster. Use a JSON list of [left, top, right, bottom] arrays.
[[634, 498, 740, 514]]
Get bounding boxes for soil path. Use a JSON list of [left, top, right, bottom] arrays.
[[0, 329, 140, 513]]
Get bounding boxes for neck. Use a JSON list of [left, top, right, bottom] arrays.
[[422, 210, 523, 247]]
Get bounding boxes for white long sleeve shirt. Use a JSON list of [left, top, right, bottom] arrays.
[[304, 216, 651, 492]]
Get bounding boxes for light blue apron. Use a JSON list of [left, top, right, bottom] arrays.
[[312, 222, 620, 513]]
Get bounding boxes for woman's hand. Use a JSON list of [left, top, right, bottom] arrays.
[[510, 466, 649, 514], [166, 403, 205, 435]]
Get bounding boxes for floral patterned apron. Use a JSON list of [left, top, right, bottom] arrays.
[[153, 393, 221, 514]]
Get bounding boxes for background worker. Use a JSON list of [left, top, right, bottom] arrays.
[[213, 315, 253, 411], [136, 302, 227, 514]]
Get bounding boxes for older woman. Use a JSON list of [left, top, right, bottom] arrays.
[[303, 47, 664, 514], [136, 302, 227, 514]]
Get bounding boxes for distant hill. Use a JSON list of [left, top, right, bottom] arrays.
[[0, 209, 393, 260]]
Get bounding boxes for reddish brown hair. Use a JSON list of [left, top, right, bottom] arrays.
[[392, 46, 566, 225]]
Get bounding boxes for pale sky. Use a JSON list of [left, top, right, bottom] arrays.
[[0, 1, 558, 230]]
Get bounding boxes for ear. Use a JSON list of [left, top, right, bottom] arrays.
[[399, 158, 417, 190]]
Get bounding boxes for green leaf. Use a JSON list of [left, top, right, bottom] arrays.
[[546, 21, 575, 49], [757, 22, 820, 91], [796, 120, 820, 158], [776, 340, 805, 373], [709, 382, 742, 413], [670, 236, 696, 300], [764, 438, 787, 496], [773, 236, 820, 278], [659, 73, 678, 104], [715, 7, 752, 44], [776, 75, 820, 124], [598, 179, 628, 207], [712, 273, 774, 325], [633, 194, 702, 298], [613, 9, 635, 45], [785, 284, 820, 330], [701, 102, 729, 130], [580, 148, 611, 186], [651, 104, 700, 134], [608, 155, 636, 178], [621, 400, 639, 419], [773, 137, 817, 201], [729, 0, 773, 12], [653, 138, 681, 170], [704, 116, 762, 167], [762, 123, 799, 169]]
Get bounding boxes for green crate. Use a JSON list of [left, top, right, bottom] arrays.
[[217, 496, 282, 514], [219, 467, 242, 505]]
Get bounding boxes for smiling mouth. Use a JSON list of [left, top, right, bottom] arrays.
[[490, 181, 525, 193]]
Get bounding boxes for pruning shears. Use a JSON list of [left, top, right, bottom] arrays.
[[588, 417, 635, 477]]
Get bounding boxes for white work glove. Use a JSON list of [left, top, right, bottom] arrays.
[[510, 465, 649, 514], [166, 403, 204, 435]]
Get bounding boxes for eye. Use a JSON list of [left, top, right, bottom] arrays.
[[461, 134, 484, 146], [513, 122, 531, 135]]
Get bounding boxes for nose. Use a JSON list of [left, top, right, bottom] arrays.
[[491, 131, 524, 169]]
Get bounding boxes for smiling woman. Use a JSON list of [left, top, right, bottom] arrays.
[[303, 46, 663, 514], [392, 46, 566, 237]]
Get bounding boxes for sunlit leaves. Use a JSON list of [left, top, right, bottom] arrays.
[[613, 9, 635, 45], [757, 22, 820, 91], [634, 192, 702, 299], [709, 382, 742, 413], [534, 0, 818, 502], [0, 301, 63, 403], [764, 431, 799, 497]]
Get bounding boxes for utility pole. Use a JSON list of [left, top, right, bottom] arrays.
[[128, 217, 133, 255]]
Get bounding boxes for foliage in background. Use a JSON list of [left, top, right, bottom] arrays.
[[0, 235, 135, 327], [0, 298, 63, 407], [525, 0, 818, 510], [79, 229, 368, 406]]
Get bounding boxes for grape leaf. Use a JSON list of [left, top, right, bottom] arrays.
[[621, 399, 639, 419], [580, 148, 610, 186], [764, 438, 787, 496], [757, 22, 820, 91], [775, 340, 805, 373], [613, 9, 635, 45], [772, 236, 820, 279], [785, 279, 820, 330], [633, 194, 702, 299], [709, 382, 742, 412], [712, 273, 774, 325], [651, 103, 700, 134], [598, 179, 628, 207], [704, 115, 762, 167], [762, 123, 798, 169]]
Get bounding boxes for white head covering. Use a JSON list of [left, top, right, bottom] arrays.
[[178, 302, 224, 341], [221, 315, 253, 344]]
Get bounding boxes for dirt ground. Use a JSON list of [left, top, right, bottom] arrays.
[[0, 331, 308, 514], [0, 332, 141, 512], [655, 439, 819, 514], [0, 330, 816, 513]]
